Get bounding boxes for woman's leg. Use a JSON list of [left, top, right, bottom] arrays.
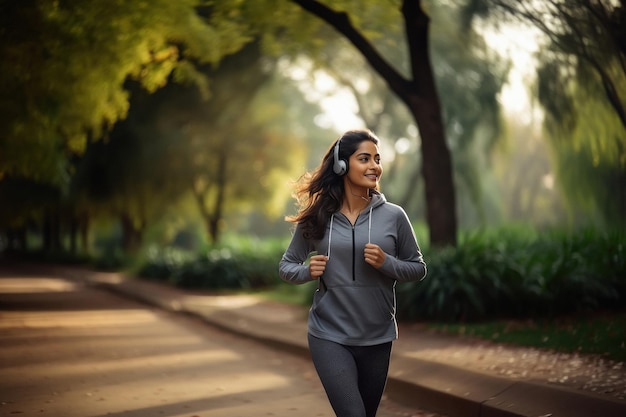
[[353, 342, 392, 417], [308, 334, 366, 417], [308, 335, 393, 417]]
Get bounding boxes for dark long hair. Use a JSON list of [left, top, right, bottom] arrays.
[[286, 129, 380, 240]]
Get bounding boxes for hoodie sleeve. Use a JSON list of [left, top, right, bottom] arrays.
[[378, 207, 427, 282], [278, 223, 317, 285]]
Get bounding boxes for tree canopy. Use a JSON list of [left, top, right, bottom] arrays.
[[1, 0, 623, 255], [463, 0, 625, 128], [0, 0, 247, 184]]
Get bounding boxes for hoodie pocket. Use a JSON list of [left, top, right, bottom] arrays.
[[311, 286, 393, 338]]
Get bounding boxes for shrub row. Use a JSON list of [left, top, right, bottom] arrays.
[[137, 229, 625, 322], [137, 241, 285, 290], [396, 229, 626, 322]]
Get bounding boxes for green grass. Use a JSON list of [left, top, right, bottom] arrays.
[[430, 311, 626, 362], [256, 283, 626, 363]]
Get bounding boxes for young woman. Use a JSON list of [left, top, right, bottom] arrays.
[[279, 129, 427, 417]]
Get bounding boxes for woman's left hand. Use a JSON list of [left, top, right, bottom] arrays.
[[364, 243, 386, 269]]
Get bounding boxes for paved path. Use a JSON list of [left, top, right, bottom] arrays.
[[0, 265, 444, 417]]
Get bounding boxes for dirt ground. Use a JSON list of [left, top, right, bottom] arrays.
[[395, 321, 626, 401]]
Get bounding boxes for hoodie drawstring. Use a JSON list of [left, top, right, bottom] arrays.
[[367, 206, 372, 244], [327, 214, 334, 260]]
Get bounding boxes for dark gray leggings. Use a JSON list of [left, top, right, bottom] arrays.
[[308, 334, 392, 417]]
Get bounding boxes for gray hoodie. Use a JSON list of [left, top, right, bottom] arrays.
[[279, 192, 427, 346]]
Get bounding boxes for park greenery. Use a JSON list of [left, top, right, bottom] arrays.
[[132, 228, 625, 322], [1, 0, 625, 333], [131, 229, 625, 360]]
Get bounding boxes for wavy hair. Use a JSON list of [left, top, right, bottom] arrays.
[[286, 129, 380, 240]]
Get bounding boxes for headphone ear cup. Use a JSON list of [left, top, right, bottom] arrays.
[[333, 140, 347, 175], [334, 159, 347, 176]]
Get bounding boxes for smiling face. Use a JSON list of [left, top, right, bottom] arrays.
[[344, 140, 383, 193]]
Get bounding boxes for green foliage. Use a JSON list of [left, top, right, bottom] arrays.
[[546, 78, 626, 229], [463, 0, 626, 230], [397, 227, 626, 322], [69, 41, 311, 247], [135, 226, 626, 325], [0, 0, 248, 184], [137, 237, 288, 290]]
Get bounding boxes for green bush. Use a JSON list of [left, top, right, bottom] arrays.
[[138, 237, 286, 290], [137, 229, 624, 322], [136, 246, 193, 284], [397, 228, 625, 322]]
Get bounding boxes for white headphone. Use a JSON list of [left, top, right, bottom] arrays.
[[332, 138, 347, 175]]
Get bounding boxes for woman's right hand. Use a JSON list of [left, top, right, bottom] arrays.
[[309, 255, 328, 279]]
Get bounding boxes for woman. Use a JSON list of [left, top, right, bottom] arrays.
[[279, 129, 427, 417]]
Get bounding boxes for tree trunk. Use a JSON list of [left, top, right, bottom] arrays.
[[67, 211, 90, 256], [213, 147, 228, 243], [120, 213, 142, 253], [397, 0, 458, 247], [192, 147, 228, 246], [79, 213, 89, 254], [69, 214, 78, 255], [43, 207, 63, 253], [409, 96, 457, 246], [291, 0, 457, 246]]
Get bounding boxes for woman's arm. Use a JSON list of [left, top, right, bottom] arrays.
[[278, 223, 318, 284], [377, 208, 427, 282]]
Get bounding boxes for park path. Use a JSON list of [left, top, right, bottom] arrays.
[[0, 265, 443, 417]]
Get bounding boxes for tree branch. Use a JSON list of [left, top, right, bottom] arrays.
[[289, 0, 411, 100], [401, 0, 438, 97]]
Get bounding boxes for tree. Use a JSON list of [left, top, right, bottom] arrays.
[[463, 0, 626, 229], [73, 42, 307, 247], [413, 2, 508, 226], [163, 43, 306, 244], [1, 0, 510, 249], [220, 0, 460, 245], [0, 177, 61, 251], [0, 0, 251, 252], [290, 1, 508, 228], [545, 79, 626, 228], [463, 0, 626, 129], [0, 0, 247, 185], [287, 0, 458, 246]]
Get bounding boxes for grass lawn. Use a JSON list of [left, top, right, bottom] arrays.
[[257, 283, 626, 363], [430, 311, 626, 362]]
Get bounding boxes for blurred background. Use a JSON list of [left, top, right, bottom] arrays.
[[0, 0, 624, 327]]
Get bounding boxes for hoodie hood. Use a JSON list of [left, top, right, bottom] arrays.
[[367, 190, 387, 208]]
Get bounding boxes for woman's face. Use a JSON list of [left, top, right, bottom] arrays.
[[345, 140, 383, 190]]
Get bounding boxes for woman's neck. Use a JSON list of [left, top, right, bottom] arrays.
[[342, 183, 371, 215]]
